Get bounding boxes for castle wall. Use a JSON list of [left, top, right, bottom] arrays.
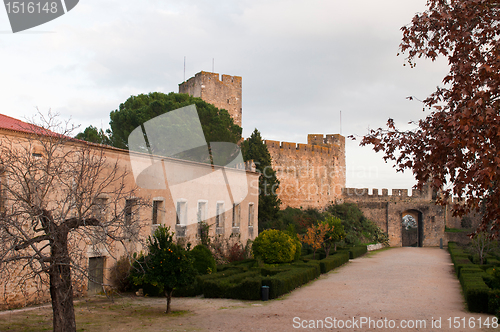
[[265, 134, 346, 209], [341, 187, 480, 247], [179, 71, 243, 127], [342, 187, 444, 246]]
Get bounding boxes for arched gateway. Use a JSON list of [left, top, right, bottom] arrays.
[[340, 185, 464, 247], [401, 209, 423, 247]]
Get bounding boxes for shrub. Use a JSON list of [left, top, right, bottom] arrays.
[[319, 252, 349, 274], [109, 256, 133, 292], [252, 229, 297, 264], [203, 271, 261, 299], [489, 289, 500, 317], [262, 262, 320, 299], [190, 244, 217, 275]]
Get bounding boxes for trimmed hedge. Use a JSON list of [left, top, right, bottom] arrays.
[[262, 262, 321, 299], [203, 271, 261, 299], [460, 272, 490, 313], [319, 252, 349, 274], [178, 244, 357, 300], [338, 246, 367, 259]]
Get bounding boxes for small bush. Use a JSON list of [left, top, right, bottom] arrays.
[[252, 229, 297, 264], [109, 256, 133, 292], [190, 244, 217, 275]]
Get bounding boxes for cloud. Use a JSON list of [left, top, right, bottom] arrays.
[[0, 0, 448, 191]]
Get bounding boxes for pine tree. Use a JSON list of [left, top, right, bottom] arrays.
[[241, 129, 281, 231]]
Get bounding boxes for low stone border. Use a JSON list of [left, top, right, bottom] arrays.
[[367, 243, 384, 251]]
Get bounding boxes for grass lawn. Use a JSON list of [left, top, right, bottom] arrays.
[[0, 296, 194, 332]]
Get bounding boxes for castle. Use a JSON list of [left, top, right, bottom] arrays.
[[179, 71, 346, 210], [179, 71, 477, 247]]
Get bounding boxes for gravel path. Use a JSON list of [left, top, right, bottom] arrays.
[[3, 247, 496, 331], [167, 247, 496, 332]]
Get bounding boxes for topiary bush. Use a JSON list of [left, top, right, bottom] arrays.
[[190, 244, 217, 275], [252, 229, 297, 264]]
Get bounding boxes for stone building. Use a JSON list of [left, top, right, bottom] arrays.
[[180, 71, 480, 248], [342, 186, 480, 247], [179, 71, 243, 127], [179, 71, 346, 210], [0, 113, 259, 309], [265, 134, 345, 209]]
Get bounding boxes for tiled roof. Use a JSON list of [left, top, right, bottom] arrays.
[[0, 113, 58, 136]]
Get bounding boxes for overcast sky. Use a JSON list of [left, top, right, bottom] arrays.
[[0, 0, 450, 193]]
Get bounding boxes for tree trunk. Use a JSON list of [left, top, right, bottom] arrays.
[[165, 289, 173, 314], [325, 244, 331, 258], [50, 227, 76, 332], [334, 242, 337, 252]]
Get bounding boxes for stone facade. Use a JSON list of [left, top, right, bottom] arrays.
[[341, 186, 480, 247], [0, 114, 259, 309], [179, 71, 243, 127], [265, 134, 345, 209]]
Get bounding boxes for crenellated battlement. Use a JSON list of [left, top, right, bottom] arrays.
[[265, 134, 345, 158], [342, 187, 432, 200], [179, 71, 243, 127]]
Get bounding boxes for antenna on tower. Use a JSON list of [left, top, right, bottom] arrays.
[[340, 110, 342, 135]]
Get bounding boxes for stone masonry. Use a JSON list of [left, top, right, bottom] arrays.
[[179, 71, 243, 127], [341, 186, 480, 247], [265, 134, 346, 209]]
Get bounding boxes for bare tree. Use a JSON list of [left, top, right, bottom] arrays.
[[0, 112, 147, 332]]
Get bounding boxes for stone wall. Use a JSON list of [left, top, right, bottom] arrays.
[[179, 71, 243, 127], [341, 187, 480, 247], [265, 134, 345, 209]]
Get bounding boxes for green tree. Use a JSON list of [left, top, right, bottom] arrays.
[[190, 244, 217, 275], [321, 215, 346, 257], [75, 125, 111, 145], [241, 129, 281, 231], [133, 226, 196, 313], [360, 0, 500, 232], [252, 229, 296, 264], [109, 92, 241, 149], [326, 203, 388, 245]]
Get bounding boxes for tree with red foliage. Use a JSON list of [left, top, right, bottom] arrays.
[[360, 0, 500, 234]]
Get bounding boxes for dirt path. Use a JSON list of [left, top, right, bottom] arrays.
[[2, 247, 497, 331], [163, 247, 496, 332]]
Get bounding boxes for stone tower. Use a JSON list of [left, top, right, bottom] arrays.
[[179, 71, 242, 127]]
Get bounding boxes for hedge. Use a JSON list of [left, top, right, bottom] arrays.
[[489, 289, 500, 316], [262, 263, 320, 299], [319, 252, 349, 274], [461, 274, 490, 313], [338, 246, 367, 259], [203, 271, 261, 299], [174, 268, 248, 297]]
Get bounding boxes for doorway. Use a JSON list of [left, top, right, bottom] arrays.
[[401, 210, 423, 247], [88, 256, 105, 294]]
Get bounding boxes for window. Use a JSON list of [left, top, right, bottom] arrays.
[[216, 202, 224, 234], [197, 201, 207, 223], [176, 200, 187, 225], [93, 197, 108, 222], [248, 203, 255, 238], [152, 200, 164, 225], [125, 198, 138, 225], [248, 203, 254, 227], [232, 203, 240, 228], [0, 174, 4, 213]]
